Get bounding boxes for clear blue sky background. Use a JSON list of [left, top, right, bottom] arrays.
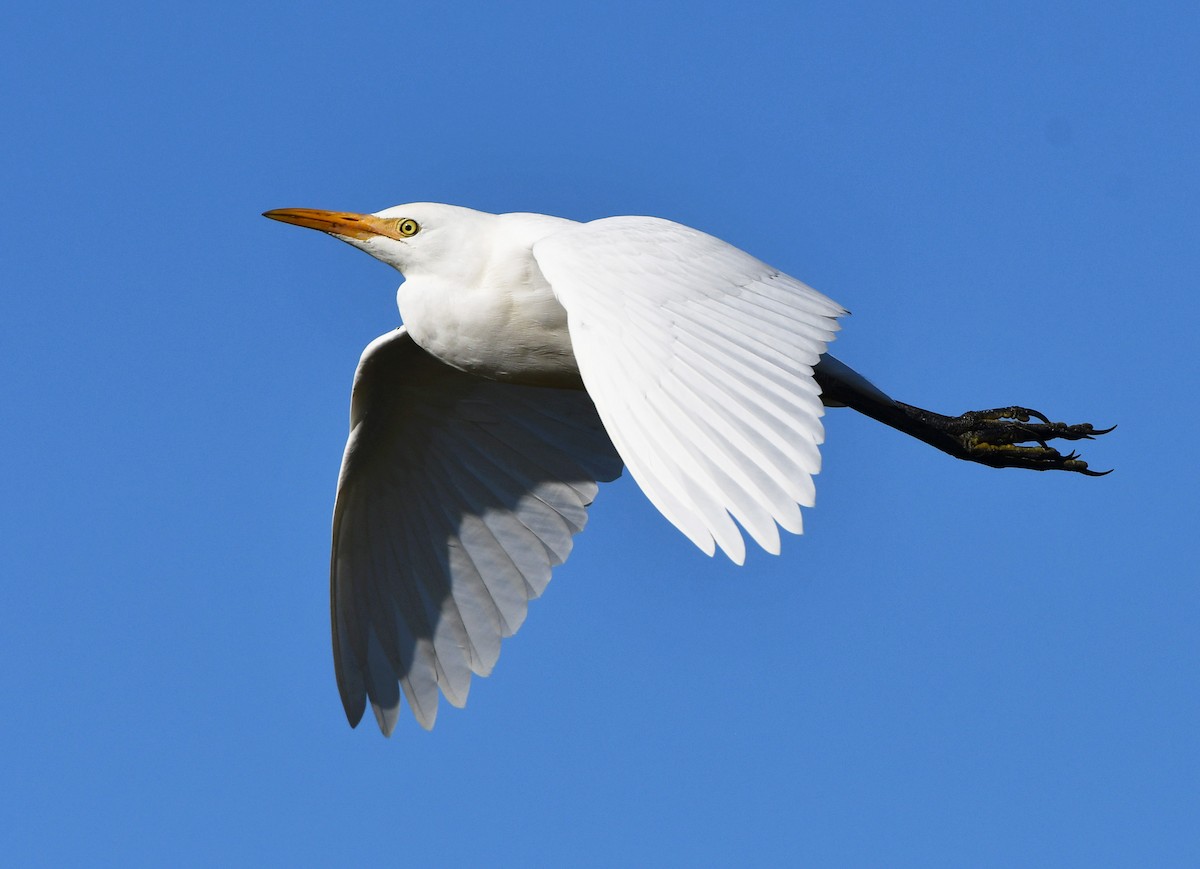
[[2, 2, 1196, 865]]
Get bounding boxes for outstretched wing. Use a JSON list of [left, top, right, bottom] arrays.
[[331, 328, 623, 733], [533, 217, 846, 564]]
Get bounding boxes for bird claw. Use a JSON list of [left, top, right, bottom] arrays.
[[947, 406, 1114, 475]]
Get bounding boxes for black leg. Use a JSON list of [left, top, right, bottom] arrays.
[[890, 402, 1114, 475], [814, 354, 1114, 475]]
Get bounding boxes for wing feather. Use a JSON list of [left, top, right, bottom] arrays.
[[534, 216, 846, 562], [330, 328, 622, 732]]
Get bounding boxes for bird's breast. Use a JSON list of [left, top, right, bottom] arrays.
[[396, 270, 583, 388]]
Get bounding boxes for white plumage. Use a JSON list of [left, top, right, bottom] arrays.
[[331, 328, 621, 731], [536, 217, 844, 562], [266, 203, 845, 733]]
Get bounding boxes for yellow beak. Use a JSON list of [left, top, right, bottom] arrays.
[[262, 208, 403, 241]]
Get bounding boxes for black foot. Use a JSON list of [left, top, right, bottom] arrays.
[[895, 404, 1115, 475]]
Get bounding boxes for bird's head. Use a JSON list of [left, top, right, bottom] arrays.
[[263, 202, 491, 277]]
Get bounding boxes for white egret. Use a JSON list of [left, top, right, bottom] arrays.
[[264, 203, 1109, 734]]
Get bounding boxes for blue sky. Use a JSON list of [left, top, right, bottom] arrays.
[[2, 2, 1197, 865]]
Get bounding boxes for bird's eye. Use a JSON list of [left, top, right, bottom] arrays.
[[396, 218, 420, 238]]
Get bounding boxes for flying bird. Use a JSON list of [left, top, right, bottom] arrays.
[[264, 203, 1110, 734]]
